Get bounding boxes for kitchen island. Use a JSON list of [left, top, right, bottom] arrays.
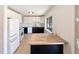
[[29, 33, 67, 54]]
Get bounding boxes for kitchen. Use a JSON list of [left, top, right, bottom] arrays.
[[0, 5, 76, 54], [8, 6, 64, 54], [7, 5, 65, 54]]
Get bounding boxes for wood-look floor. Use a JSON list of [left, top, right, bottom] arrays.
[[14, 34, 66, 54], [14, 34, 31, 54]]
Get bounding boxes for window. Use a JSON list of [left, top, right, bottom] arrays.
[[46, 16, 52, 32]]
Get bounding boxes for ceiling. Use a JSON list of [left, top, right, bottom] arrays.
[[8, 5, 52, 16]]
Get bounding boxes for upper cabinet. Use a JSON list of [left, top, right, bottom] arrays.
[[23, 16, 45, 27], [7, 8, 22, 23], [23, 16, 45, 24]]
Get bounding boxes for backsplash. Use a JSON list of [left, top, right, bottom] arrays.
[[22, 22, 45, 27]]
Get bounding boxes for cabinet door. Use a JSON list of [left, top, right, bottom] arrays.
[[31, 44, 63, 54], [32, 27, 36, 33], [38, 27, 44, 33], [24, 27, 27, 33], [32, 27, 44, 33]]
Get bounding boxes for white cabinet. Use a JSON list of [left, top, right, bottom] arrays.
[[23, 16, 44, 23], [7, 9, 22, 23], [41, 16, 45, 23], [23, 16, 45, 27]]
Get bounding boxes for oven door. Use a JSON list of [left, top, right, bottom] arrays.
[[19, 28, 24, 41]]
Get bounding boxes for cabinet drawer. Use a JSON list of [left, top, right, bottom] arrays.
[[31, 44, 63, 54]]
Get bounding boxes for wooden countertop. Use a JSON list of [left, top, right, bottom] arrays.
[[29, 33, 67, 45]]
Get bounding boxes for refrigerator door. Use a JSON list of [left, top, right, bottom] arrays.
[[8, 19, 19, 54], [9, 19, 19, 36]]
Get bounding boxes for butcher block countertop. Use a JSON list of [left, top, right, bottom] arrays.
[[29, 33, 67, 45]]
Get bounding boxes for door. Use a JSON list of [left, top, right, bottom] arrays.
[[8, 19, 19, 54]]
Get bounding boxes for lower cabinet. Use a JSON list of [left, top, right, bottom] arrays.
[[31, 44, 63, 54], [32, 27, 44, 33], [24, 27, 44, 34], [24, 27, 27, 34]]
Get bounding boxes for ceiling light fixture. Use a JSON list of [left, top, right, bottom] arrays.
[[28, 10, 34, 14]]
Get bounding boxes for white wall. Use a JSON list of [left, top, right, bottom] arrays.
[[0, 6, 8, 54], [0, 5, 4, 54], [75, 6, 79, 39], [45, 6, 75, 53], [75, 6, 79, 53]]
